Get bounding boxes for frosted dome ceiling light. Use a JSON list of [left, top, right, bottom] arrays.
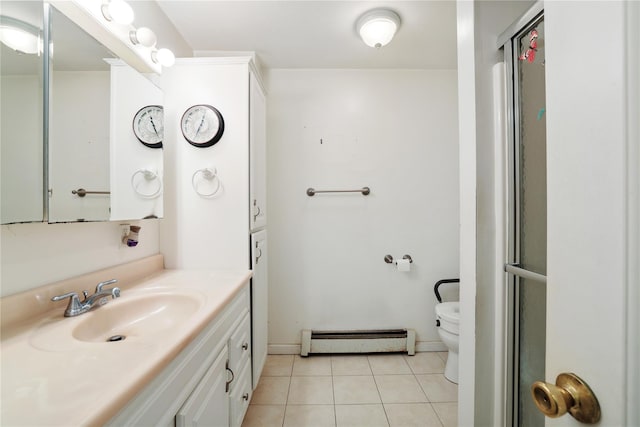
[[0, 16, 41, 55], [101, 0, 134, 25], [356, 9, 401, 48], [130, 27, 157, 48], [151, 48, 175, 67]]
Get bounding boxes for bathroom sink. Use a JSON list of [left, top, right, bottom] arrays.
[[72, 292, 202, 343]]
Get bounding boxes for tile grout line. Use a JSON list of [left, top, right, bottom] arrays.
[[330, 355, 337, 427], [369, 355, 392, 427], [281, 356, 294, 427]]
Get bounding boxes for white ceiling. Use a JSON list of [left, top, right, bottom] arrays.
[[155, 1, 458, 69]]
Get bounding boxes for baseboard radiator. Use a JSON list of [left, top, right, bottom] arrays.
[[300, 329, 416, 356]]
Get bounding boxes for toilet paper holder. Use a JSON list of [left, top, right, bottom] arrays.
[[384, 254, 413, 264]]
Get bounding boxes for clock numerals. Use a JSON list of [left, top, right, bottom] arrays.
[[180, 104, 225, 148], [133, 105, 163, 149]]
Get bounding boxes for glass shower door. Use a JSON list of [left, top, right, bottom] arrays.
[[506, 15, 547, 427]]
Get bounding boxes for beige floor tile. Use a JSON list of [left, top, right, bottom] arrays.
[[288, 376, 334, 404], [331, 355, 372, 376], [251, 377, 291, 404], [416, 374, 458, 402], [374, 375, 428, 403], [384, 403, 443, 427], [283, 404, 336, 427], [404, 352, 445, 374], [293, 355, 333, 376], [263, 354, 295, 376], [367, 355, 412, 375], [432, 402, 458, 427], [335, 404, 389, 427], [333, 376, 381, 404], [242, 405, 286, 427], [437, 352, 449, 362]]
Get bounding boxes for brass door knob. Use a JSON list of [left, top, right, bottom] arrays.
[[531, 373, 601, 424]]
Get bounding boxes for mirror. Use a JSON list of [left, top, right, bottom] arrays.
[[48, 6, 163, 222], [48, 6, 115, 222], [0, 1, 44, 224]]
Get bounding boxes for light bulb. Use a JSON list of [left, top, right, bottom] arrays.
[[152, 48, 175, 67], [130, 27, 157, 47], [101, 0, 134, 25]]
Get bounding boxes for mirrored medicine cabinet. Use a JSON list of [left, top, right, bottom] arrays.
[[0, 1, 164, 225]]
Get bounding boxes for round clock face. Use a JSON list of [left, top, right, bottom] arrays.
[[181, 104, 225, 147], [132, 105, 163, 148]]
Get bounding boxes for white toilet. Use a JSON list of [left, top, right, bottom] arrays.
[[435, 301, 459, 384]]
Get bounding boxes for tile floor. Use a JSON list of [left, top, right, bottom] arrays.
[[242, 353, 457, 427]]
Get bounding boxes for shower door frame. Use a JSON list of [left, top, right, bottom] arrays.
[[498, 2, 545, 426]]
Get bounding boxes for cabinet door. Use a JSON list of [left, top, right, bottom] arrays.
[[176, 346, 230, 427], [228, 312, 251, 375], [250, 230, 268, 389], [249, 71, 267, 231], [229, 362, 252, 427]]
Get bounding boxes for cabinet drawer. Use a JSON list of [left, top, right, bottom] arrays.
[[229, 362, 252, 427], [228, 312, 251, 375]]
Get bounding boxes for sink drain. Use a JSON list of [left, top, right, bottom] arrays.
[[107, 335, 126, 342]]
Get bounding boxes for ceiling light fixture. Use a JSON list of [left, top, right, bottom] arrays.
[[151, 48, 175, 67], [0, 16, 41, 55], [356, 9, 401, 49], [130, 27, 157, 48], [101, 0, 134, 25]]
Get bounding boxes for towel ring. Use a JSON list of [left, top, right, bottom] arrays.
[[131, 169, 163, 199], [192, 167, 222, 198]]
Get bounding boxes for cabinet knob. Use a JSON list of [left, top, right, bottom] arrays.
[[242, 342, 249, 351], [243, 393, 250, 401]]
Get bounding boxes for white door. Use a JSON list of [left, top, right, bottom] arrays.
[[249, 71, 267, 231], [505, 1, 639, 426], [542, 2, 637, 425]]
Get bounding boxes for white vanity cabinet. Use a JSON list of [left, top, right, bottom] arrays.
[[107, 284, 251, 427]]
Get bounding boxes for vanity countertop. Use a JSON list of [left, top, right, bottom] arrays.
[[0, 267, 252, 426]]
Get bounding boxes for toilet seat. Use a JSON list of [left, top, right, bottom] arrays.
[[435, 302, 459, 334]]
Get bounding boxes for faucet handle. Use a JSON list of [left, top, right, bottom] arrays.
[[51, 292, 84, 317], [96, 279, 118, 293], [52, 291, 79, 302]]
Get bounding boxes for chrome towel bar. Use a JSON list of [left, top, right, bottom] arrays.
[[71, 188, 110, 197], [306, 187, 370, 196]]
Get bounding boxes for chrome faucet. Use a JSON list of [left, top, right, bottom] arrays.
[[51, 279, 121, 317]]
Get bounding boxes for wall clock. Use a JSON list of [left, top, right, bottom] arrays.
[[181, 104, 225, 148], [132, 105, 163, 149]]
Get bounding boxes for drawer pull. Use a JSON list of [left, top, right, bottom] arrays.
[[225, 361, 234, 393], [243, 393, 250, 401], [242, 342, 249, 351]]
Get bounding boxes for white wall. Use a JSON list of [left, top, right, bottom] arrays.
[[0, 219, 159, 297], [160, 59, 250, 270], [266, 69, 459, 351]]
